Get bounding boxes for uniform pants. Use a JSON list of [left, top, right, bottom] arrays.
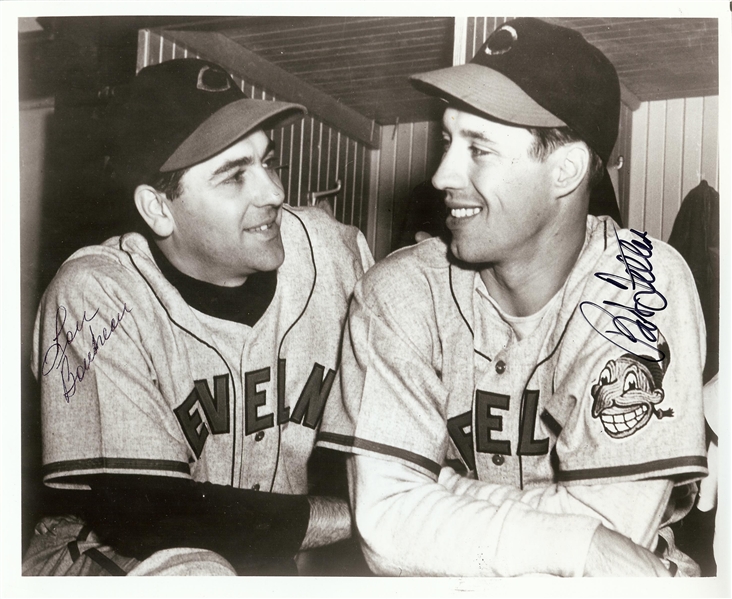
[[22, 515, 236, 576]]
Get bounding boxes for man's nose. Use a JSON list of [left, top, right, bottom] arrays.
[[432, 145, 466, 192], [251, 166, 285, 207]]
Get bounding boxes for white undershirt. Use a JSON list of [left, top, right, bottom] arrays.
[[475, 275, 563, 341]]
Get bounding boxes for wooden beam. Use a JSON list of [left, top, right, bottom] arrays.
[[161, 30, 380, 148], [620, 81, 641, 111]]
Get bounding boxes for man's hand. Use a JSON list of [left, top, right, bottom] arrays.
[[300, 496, 352, 551], [584, 525, 672, 577]]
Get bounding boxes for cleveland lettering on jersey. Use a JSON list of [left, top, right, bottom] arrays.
[[448, 389, 550, 469], [176, 361, 336, 457], [580, 228, 668, 362], [289, 363, 337, 429], [475, 391, 511, 455], [41, 302, 133, 403], [447, 411, 475, 471]]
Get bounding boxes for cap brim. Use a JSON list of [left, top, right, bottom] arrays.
[[410, 64, 565, 128], [161, 99, 306, 172]]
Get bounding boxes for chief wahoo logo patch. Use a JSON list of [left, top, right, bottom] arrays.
[[590, 335, 673, 439]]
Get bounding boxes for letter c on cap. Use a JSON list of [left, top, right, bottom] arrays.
[[197, 65, 232, 92], [485, 25, 518, 56]]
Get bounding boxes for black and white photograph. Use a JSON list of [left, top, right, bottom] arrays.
[[2, 1, 729, 596]]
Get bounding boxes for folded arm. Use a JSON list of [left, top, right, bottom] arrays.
[[438, 466, 672, 549], [349, 455, 671, 577]]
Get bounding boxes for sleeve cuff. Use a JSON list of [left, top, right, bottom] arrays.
[[491, 503, 601, 577]]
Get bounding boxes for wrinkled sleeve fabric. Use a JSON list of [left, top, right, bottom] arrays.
[[319, 271, 454, 476], [320, 266, 601, 577], [32, 254, 193, 489], [438, 466, 672, 549], [349, 455, 600, 577]]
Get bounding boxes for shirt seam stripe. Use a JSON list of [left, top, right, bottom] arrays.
[[318, 432, 441, 475]]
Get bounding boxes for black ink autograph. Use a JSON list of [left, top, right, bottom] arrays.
[[580, 228, 667, 362], [41, 302, 133, 402]]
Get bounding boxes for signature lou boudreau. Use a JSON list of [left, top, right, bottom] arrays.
[[41, 301, 133, 402], [580, 228, 668, 363]]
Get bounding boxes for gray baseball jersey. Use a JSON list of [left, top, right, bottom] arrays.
[[319, 215, 707, 502], [33, 206, 372, 495]]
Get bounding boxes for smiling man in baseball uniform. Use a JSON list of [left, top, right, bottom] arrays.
[[318, 18, 708, 577], [24, 58, 373, 576]]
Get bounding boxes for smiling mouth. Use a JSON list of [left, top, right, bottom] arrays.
[[450, 207, 482, 219], [245, 222, 275, 233], [600, 404, 650, 437]]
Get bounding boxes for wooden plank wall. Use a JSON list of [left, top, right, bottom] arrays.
[[611, 102, 634, 225], [368, 121, 444, 261], [138, 29, 370, 232], [628, 96, 719, 241]]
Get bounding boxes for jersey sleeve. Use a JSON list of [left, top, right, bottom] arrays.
[[349, 454, 601, 577], [32, 257, 193, 489], [438, 466, 672, 549], [318, 267, 451, 479], [545, 233, 708, 486], [354, 229, 375, 273]]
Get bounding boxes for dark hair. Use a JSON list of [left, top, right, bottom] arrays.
[[148, 167, 189, 200], [526, 126, 605, 190]]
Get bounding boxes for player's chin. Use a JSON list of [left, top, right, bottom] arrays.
[[449, 236, 489, 265], [256, 241, 286, 272]]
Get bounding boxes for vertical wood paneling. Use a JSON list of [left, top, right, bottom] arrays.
[[682, 97, 704, 208], [662, 99, 685, 239], [357, 148, 370, 232], [701, 96, 719, 188], [138, 29, 369, 233], [617, 103, 633, 224], [391, 125, 415, 249], [409, 121, 431, 186], [644, 102, 667, 238], [371, 126, 396, 260], [366, 147, 381, 252], [628, 103, 649, 232], [465, 16, 477, 64], [629, 95, 719, 241], [369, 119, 445, 260]]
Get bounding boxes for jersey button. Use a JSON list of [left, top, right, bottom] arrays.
[[492, 454, 505, 466], [495, 360, 506, 374], [251, 483, 261, 491], [254, 431, 265, 442]]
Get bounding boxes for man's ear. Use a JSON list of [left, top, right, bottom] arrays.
[[134, 184, 174, 237], [552, 142, 590, 198]]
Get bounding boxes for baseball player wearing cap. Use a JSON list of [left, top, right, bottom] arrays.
[[24, 59, 373, 576], [318, 18, 707, 577]]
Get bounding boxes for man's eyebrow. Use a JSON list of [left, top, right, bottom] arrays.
[[440, 126, 498, 147], [460, 129, 498, 145], [210, 138, 277, 178]]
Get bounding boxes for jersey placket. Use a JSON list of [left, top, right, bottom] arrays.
[[236, 330, 281, 492], [470, 285, 552, 487]]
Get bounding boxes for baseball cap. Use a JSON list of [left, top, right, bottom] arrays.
[[410, 18, 620, 163], [108, 59, 306, 187]]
